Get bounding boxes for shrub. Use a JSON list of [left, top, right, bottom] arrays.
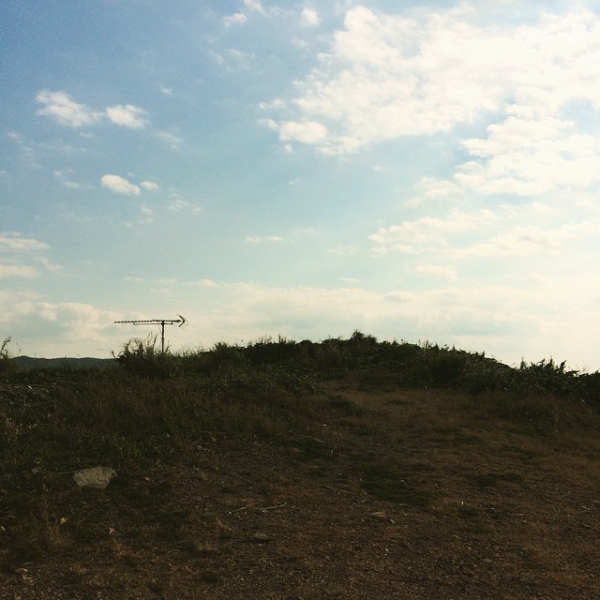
[[115, 335, 181, 378]]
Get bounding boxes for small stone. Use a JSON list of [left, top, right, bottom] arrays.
[[370, 511, 389, 521], [250, 532, 272, 543], [73, 467, 117, 489]]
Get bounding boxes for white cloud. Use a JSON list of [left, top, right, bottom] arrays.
[[263, 6, 600, 155], [157, 131, 184, 150], [36, 91, 103, 128], [452, 220, 600, 258], [188, 279, 220, 288], [105, 104, 148, 129], [227, 48, 256, 68], [369, 210, 499, 255], [140, 181, 159, 191], [454, 115, 600, 195], [166, 194, 201, 213], [0, 233, 49, 253], [100, 174, 141, 196], [414, 265, 458, 281], [0, 265, 38, 278], [243, 0, 266, 14], [259, 99, 285, 111], [223, 13, 247, 26], [33, 256, 63, 273], [370, 201, 600, 260], [53, 169, 91, 190], [0, 233, 55, 280], [301, 8, 320, 27], [122, 205, 155, 228], [38, 302, 124, 347], [328, 245, 356, 256], [261, 119, 328, 144], [36, 91, 150, 132], [245, 236, 284, 243]]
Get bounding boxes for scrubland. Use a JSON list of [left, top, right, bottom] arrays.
[[1, 333, 600, 599]]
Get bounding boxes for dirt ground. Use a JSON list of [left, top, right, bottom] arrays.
[[2, 381, 600, 599]]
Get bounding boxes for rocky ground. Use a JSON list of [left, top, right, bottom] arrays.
[[2, 380, 600, 599]]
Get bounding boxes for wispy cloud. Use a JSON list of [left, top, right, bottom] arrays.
[[166, 193, 201, 213], [0, 232, 49, 253], [188, 279, 220, 288], [140, 181, 159, 192], [223, 13, 247, 27], [156, 131, 184, 150], [53, 169, 91, 190], [105, 104, 148, 129], [36, 91, 148, 130], [0, 232, 53, 279], [100, 174, 141, 196], [301, 8, 320, 27], [245, 235, 284, 243], [414, 265, 458, 281], [243, 0, 266, 15], [452, 220, 600, 258], [369, 210, 499, 256], [0, 265, 38, 279]]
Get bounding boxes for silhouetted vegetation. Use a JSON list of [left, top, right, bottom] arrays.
[[97, 331, 600, 407], [4, 331, 600, 405]]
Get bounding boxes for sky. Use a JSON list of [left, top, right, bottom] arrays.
[[1, 0, 600, 368]]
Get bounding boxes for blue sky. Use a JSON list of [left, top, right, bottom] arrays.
[[2, 0, 600, 368]]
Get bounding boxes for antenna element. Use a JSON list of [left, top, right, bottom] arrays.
[[114, 315, 186, 354]]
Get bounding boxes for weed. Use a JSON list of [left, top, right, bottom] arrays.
[[0, 336, 18, 377]]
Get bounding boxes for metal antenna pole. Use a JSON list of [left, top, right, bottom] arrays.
[[115, 315, 186, 354]]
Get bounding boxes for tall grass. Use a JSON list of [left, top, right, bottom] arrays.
[[1, 336, 16, 376]]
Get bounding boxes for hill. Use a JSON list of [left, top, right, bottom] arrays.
[[1, 335, 600, 598], [11, 356, 116, 370]]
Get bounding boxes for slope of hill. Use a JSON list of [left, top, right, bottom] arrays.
[[1, 361, 599, 599]]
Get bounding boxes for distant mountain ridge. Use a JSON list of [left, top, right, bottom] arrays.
[[11, 356, 117, 370]]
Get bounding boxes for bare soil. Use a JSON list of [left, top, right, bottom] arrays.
[[2, 380, 600, 599]]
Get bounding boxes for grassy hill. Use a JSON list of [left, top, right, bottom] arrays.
[[1, 333, 600, 599]]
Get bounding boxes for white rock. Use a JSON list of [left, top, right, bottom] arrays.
[[73, 467, 117, 489]]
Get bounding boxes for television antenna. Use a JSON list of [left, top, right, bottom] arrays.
[[114, 314, 186, 354]]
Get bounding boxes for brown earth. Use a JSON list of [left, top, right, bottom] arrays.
[[2, 380, 600, 599]]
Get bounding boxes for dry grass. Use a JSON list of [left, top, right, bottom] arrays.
[[1, 366, 600, 598]]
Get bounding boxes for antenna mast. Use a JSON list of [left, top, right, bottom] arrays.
[[114, 314, 186, 354]]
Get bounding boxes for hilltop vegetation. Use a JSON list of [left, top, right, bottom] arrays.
[[114, 331, 600, 402], [1, 333, 600, 598]]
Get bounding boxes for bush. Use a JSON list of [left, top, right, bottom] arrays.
[[115, 335, 181, 378]]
